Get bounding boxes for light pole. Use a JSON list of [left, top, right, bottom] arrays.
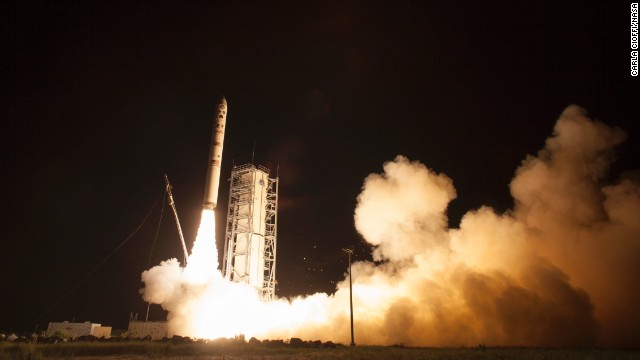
[[343, 248, 355, 346]]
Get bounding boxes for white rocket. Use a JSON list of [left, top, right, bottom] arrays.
[[203, 97, 227, 210]]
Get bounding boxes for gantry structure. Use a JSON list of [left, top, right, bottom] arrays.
[[222, 164, 278, 301]]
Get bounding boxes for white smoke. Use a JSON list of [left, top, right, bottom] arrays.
[[141, 105, 639, 347]]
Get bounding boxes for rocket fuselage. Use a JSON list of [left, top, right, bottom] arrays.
[[203, 97, 227, 209]]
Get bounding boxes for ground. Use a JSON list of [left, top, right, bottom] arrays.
[[1, 342, 639, 360]]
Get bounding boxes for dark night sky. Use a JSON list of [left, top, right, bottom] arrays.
[[2, 1, 638, 332]]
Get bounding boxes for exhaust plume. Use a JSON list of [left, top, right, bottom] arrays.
[[141, 105, 639, 347]]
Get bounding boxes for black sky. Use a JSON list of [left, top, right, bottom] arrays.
[[2, 1, 638, 332]]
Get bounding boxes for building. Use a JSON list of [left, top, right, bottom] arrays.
[[222, 164, 278, 300], [46, 321, 111, 338], [127, 320, 170, 340]]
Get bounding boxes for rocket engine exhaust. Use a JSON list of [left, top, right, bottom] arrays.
[[203, 97, 227, 210]]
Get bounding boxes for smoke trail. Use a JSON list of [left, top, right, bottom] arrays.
[[141, 105, 639, 347]]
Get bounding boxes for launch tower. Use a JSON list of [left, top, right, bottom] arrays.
[[222, 164, 278, 301]]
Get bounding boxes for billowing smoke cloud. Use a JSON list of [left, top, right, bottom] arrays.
[[141, 105, 639, 347]]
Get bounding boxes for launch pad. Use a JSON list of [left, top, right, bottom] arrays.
[[202, 97, 279, 300]]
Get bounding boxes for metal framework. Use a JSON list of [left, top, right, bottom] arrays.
[[222, 164, 278, 301]]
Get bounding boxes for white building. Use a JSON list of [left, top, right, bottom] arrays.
[[46, 321, 111, 338], [127, 320, 170, 340]]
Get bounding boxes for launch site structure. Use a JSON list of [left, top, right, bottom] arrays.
[[222, 163, 278, 301]]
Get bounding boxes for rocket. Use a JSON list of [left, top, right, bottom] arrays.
[[203, 97, 227, 210]]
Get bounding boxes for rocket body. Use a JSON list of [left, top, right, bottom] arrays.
[[203, 97, 227, 209]]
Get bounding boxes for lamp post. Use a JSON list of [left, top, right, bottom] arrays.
[[343, 248, 355, 346]]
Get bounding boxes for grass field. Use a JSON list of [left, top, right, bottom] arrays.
[[1, 341, 639, 360]]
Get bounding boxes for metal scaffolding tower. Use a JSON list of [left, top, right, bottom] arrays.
[[222, 164, 278, 301]]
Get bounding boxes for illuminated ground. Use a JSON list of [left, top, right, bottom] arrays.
[[2, 342, 638, 360]]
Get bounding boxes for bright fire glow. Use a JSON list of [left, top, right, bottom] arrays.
[[142, 106, 640, 347]]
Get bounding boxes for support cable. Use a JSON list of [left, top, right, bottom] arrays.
[[148, 186, 167, 267], [36, 191, 163, 323], [146, 182, 168, 321]]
